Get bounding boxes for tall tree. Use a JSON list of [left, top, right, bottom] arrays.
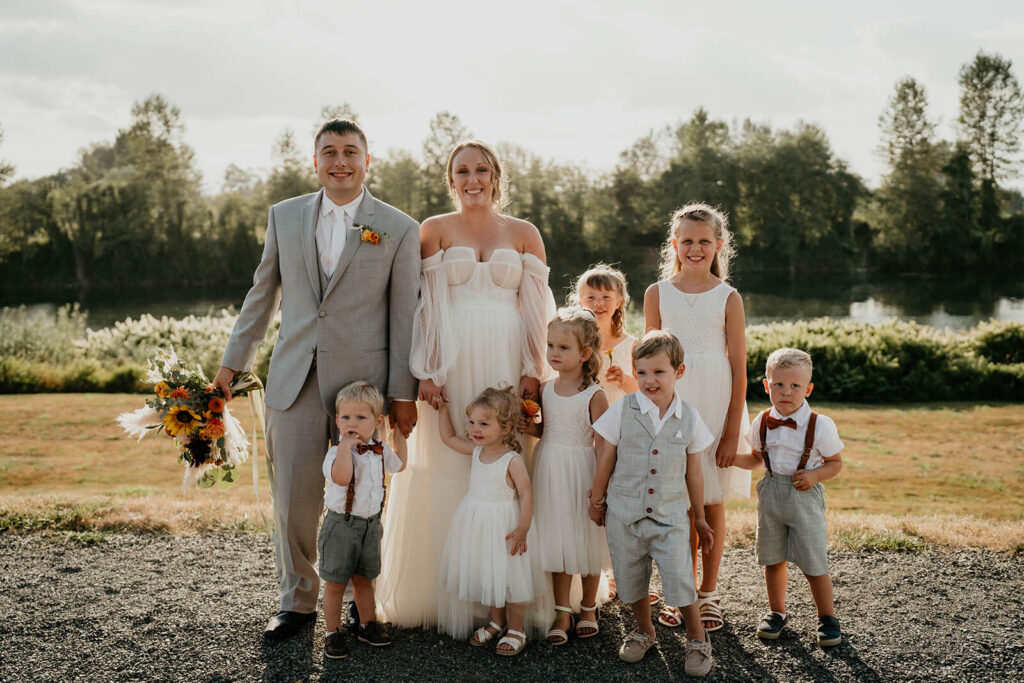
[[421, 112, 470, 216], [0, 124, 14, 185], [265, 128, 318, 205], [957, 51, 1024, 226]]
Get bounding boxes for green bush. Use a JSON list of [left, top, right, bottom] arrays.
[[972, 320, 1024, 364], [0, 304, 87, 363]]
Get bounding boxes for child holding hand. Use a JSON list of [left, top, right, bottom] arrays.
[[734, 348, 844, 647], [319, 381, 407, 660]]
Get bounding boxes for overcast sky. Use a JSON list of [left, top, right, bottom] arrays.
[[2, 0, 1023, 193]]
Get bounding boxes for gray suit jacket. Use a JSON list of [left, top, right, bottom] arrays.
[[222, 187, 420, 412]]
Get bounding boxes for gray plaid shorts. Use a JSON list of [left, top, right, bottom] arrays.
[[755, 473, 829, 576], [605, 511, 697, 608], [317, 510, 383, 584]]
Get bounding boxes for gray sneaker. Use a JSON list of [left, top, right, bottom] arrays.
[[684, 637, 713, 677], [618, 630, 656, 663]]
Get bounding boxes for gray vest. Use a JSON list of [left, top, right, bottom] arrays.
[[606, 393, 696, 526]]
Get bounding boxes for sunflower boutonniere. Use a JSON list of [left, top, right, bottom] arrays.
[[355, 224, 387, 245]]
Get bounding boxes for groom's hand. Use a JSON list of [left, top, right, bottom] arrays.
[[213, 366, 238, 401], [389, 400, 418, 439]]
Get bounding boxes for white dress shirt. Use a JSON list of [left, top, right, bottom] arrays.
[[316, 189, 364, 277], [594, 392, 714, 454], [747, 401, 843, 475], [322, 440, 403, 517]]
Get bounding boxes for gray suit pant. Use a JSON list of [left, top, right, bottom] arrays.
[[266, 366, 335, 613]]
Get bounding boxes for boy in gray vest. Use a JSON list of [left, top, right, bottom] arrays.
[[734, 348, 844, 647], [589, 331, 716, 676]]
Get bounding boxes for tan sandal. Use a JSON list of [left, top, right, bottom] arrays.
[[698, 590, 724, 632], [496, 628, 527, 656], [648, 589, 660, 605], [546, 605, 574, 646], [470, 620, 505, 646], [575, 604, 600, 638], [657, 605, 683, 628]]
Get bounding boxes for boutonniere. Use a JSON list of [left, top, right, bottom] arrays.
[[354, 224, 386, 245]]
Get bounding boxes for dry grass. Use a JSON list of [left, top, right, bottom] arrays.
[[1, 395, 1022, 551]]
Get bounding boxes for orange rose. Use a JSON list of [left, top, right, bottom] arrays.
[[521, 399, 540, 418], [208, 397, 225, 413], [201, 418, 226, 440]]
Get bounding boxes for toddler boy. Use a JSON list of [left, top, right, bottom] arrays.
[[319, 381, 407, 659], [734, 348, 844, 647], [589, 331, 715, 677]]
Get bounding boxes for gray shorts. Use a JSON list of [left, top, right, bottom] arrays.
[[317, 510, 383, 584], [605, 511, 696, 608], [755, 473, 829, 576]]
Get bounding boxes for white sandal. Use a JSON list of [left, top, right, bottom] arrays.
[[496, 628, 527, 656], [698, 590, 724, 632], [470, 620, 506, 647], [546, 605, 574, 646], [575, 604, 600, 639]]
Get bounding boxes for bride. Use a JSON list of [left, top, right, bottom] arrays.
[[377, 140, 554, 637]]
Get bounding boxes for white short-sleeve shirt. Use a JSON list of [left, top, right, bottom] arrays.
[[594, 392, 714, 454], [322, 440, 403, 517], [747, 401, 843, 476]]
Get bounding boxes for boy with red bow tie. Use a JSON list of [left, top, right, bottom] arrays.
[[319, 381, 407, 659], [735, 348, 844, 647]]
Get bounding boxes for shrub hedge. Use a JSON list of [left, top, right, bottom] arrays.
[[1, 306, 1021, 402]]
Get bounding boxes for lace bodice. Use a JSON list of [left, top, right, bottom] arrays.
[[540, 382, 601, 447], [657, 280, 735, 356], [467, 448, 518, 502]]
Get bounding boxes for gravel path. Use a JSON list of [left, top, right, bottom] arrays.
[[1, 534, 1021, 682]]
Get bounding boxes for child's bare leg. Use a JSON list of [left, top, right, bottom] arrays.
[[577, 573, 601, 636], [699, 503, 725, 593], [687, 508, 700, 585], [497, 603, 525, 652], [629, 596, 655, 638], [322, 580, 347, 632], [804, 573, 835, 618], [350, 575, 376, 624], [551, 572, 573, 633], [679, 603, 707, 643], [765, 562, 787, 614]]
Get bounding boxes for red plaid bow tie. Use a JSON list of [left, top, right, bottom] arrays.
[[356, 441, 384, 455], [765, 415, 798, 430]]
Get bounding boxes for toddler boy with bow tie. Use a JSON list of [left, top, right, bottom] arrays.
[[735, 348, 844, 647], [318, 381, 407, 659]]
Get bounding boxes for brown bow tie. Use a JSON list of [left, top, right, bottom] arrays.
[[356, 441, 383, 455], [765, 415, 798, 430]]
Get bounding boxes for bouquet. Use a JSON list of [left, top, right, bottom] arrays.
[[116, 349, 263, 489]]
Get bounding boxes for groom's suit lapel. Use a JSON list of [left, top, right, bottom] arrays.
[[321, 187, 375, 302], [300, 190, 322, 301]]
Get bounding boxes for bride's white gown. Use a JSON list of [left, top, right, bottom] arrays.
[[378, 246, 554, 638]]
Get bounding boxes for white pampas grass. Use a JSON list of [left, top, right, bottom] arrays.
[[115, 407, 162, 440]]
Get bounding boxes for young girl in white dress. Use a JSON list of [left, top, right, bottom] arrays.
[[574, 264, 639, 407], [437, 386, 540, 657], [525, 307, 610, 645], [643, 203, 752, 633]]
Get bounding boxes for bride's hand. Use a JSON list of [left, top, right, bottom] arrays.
[[519, 376, 540, 402], [417, 378, 447, 411]]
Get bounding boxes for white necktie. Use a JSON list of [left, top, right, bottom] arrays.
[[322, 207, 348, 277]]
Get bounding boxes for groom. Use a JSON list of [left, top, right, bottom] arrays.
[[213, 118, 420, 640]]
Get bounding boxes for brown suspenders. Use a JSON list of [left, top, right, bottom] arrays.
[[758, 409, 818, 476], [344, 442, 386, 521]]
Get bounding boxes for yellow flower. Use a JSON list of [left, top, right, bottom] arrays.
[[163, 406, 201, 437], [360, 228, 381, 245], [154, 381, 170, 397]]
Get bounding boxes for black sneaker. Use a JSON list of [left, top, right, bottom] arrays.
[[325, 631, 348, 659], [756, 612, 788, 640], [817, 616, 842, 647], [357, 621, 393, 647]]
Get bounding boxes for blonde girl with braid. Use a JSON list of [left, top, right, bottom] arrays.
[[573, 264, 639, 405], [436, 386, 542, 656], [523, 307, 611, 645]]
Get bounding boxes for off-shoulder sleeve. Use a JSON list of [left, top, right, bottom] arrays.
[[409, 251, 458, 386], [519, 253, 557, 380]]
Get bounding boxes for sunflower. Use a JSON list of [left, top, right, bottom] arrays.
[[163, 406, 201, 437]]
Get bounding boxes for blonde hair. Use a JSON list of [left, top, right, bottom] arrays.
[[658, 203, 735, 282], [334, 380, 385, 418], [465, 385, 522, 453], [765, 347, 813, 379], [632, 330, 685, 369], [550, 306, 602, 391], [571, 263, 630, 339], [446, 140, 508, 212]]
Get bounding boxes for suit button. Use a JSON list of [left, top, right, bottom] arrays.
[[647, 488, 654, 494], [650, 469, 657, 475], [318, 311, 326, 318], [652, 449, 658, 455], [646, 507, 653, 513]]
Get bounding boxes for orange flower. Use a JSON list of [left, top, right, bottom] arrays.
[[361, 228, 381, 245], [201, 418, 225, 440], [521, 399, 540, 418], [170, 387, 190, 400], [208, 397, 225, 413], [154, 381, 170, 397]]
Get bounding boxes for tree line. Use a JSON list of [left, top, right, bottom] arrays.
[[1, 51, 1022, 298]]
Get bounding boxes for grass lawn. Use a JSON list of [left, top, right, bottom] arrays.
[[1, 394, 1022, 551]]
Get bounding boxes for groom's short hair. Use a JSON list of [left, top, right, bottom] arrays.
[[315, 118, 367, 151]]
